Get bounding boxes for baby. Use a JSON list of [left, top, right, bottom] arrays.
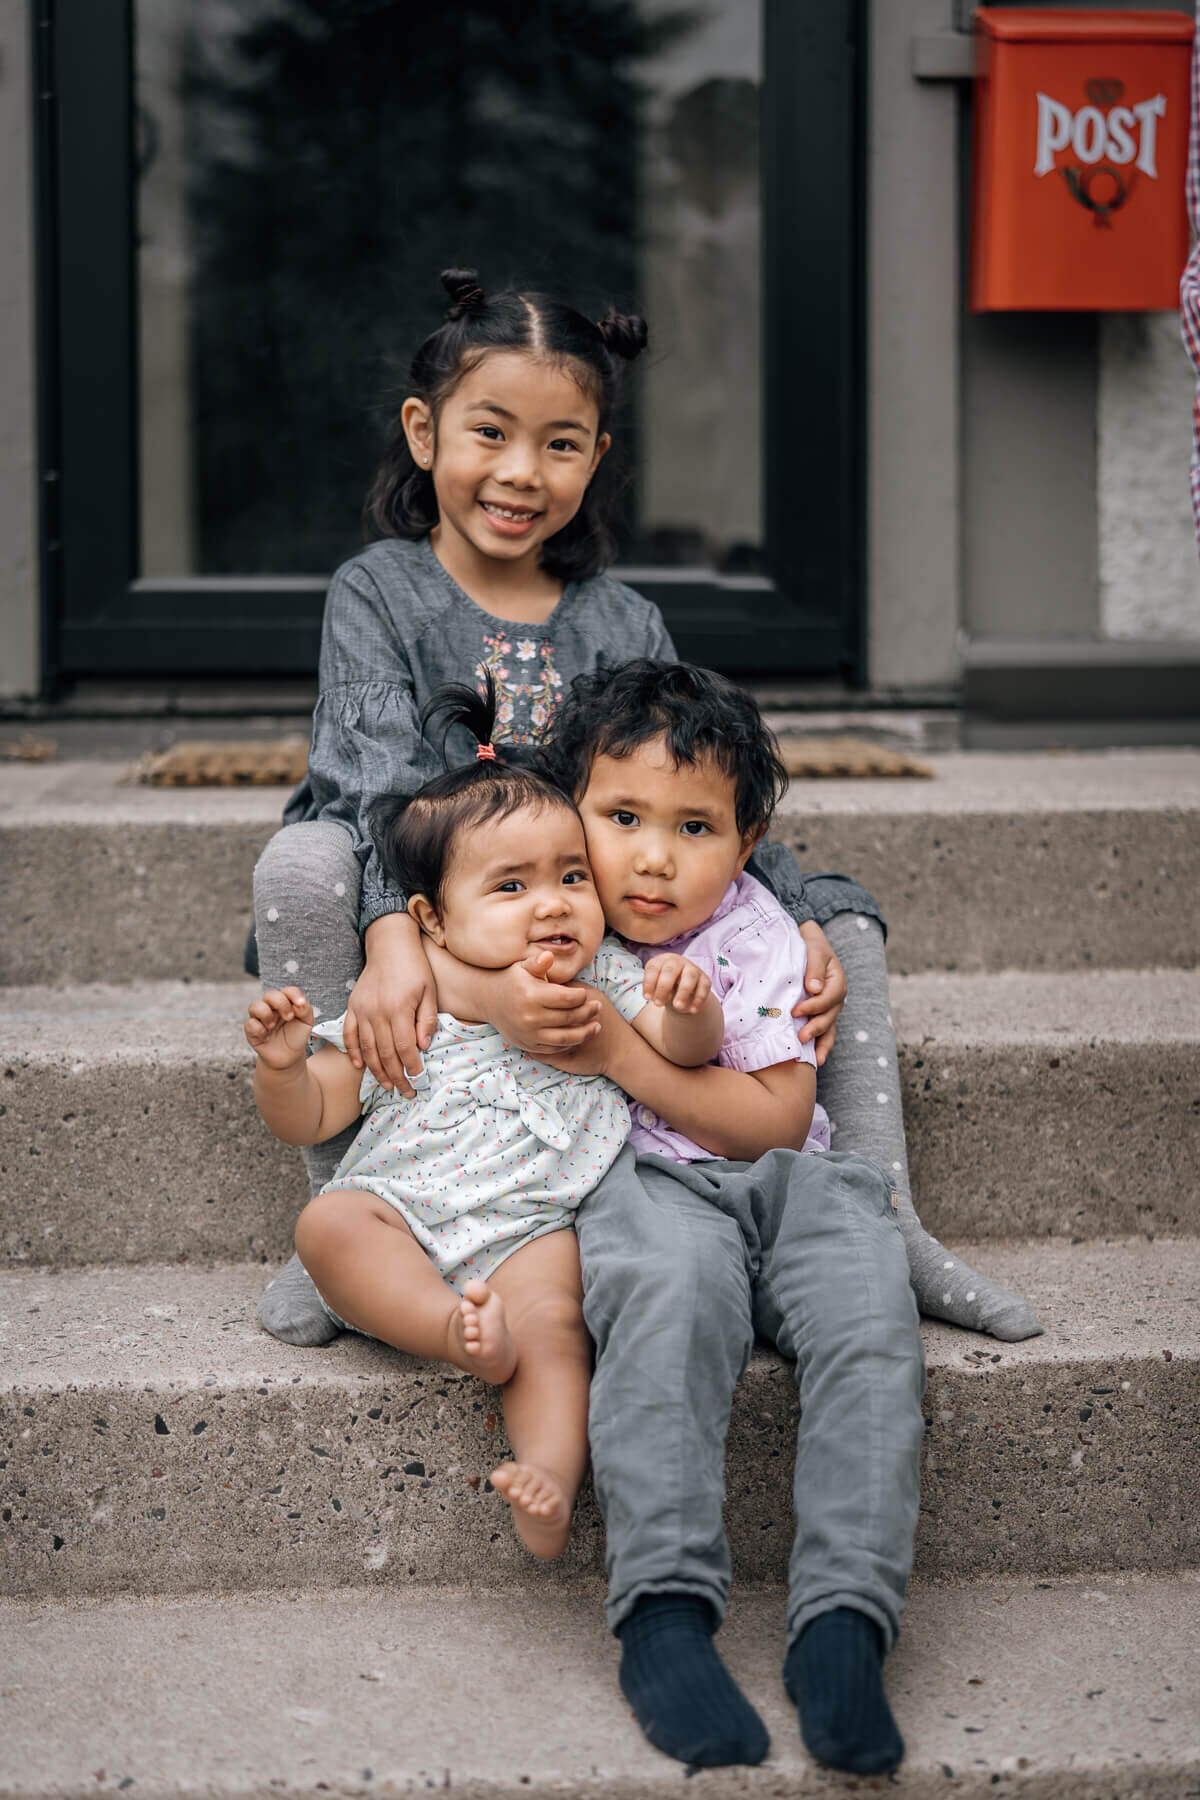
[[245, 677, 718, 1558]]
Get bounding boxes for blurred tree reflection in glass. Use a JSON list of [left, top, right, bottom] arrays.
[[639, 62, 762, 571], [135, 0, 761, 578]]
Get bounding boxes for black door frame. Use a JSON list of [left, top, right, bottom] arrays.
[[34, 0, 865, 686]]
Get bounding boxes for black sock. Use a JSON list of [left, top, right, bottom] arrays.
[[616, 1594, 769, 1769], [783, 1607, 904, 1775]]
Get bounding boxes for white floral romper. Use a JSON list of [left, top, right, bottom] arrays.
[[309, 939, 647, 1300]]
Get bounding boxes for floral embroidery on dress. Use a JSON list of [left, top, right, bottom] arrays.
[[479, 633, 564, 742]]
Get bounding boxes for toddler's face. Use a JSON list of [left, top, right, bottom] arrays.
[[428, 800, 606, 980], [577, 737, 758, 945]]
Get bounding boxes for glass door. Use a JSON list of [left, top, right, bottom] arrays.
[[37, 0, 864, 681]]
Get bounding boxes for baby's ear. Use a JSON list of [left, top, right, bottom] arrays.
[[408, 894, 445, 946]]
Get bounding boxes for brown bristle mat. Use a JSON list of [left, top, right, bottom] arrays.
[[127, 733, 932, 786], [130, 738, 310, 787], [775, 737, 933, 779]]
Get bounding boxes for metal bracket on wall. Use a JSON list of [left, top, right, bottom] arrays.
[[912, 32, 975, 81]]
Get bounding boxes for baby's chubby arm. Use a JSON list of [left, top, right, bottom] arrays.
[[423, 944, 722, 1068], [245, 987, 364, 1147]]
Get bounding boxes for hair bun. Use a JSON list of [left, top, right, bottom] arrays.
[[441, 268, 487, 320], [596, 308, 648, 361]]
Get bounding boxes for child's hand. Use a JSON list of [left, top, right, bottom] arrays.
[[424, 945, 601, 1054], [482, 956, 601, 1054], [345, 914, 438, 1097], [245, 986, 314, 1070], [641, 953, 711, 1014], [793, 921, 847, 1066]]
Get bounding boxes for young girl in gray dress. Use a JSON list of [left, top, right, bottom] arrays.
[[253, 266, 1037, 1346]]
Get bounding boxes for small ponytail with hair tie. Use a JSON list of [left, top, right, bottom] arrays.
[[596, 307, 648, 361], [420, 668, 548, 778], [441, 267, 487, 321], [421, 668, 501, 766]]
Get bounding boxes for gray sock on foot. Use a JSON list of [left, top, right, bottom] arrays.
[[257, 1251, 340, 1347], [256, 1129, 357, 1345], [819, 913, 1041, 1342]]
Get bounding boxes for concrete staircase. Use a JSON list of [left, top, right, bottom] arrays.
[[2, 749, 1198, 1795]]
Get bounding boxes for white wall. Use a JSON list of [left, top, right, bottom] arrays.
[[1098, 311, 1200, 639]]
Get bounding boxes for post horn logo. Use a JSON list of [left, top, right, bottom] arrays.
[[1062, 80, 1135, 227]]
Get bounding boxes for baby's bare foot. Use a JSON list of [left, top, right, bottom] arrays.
[[454, 1279, 518, 1386], [490, 1461, 574, 1560]]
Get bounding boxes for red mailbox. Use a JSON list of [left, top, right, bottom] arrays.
[[970, 8, 1194, 311]]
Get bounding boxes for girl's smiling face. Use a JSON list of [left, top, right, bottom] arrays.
[[402, 351, 610, 588], [577, 737, 761, 945]]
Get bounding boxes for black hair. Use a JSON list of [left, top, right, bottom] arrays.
[[543, 659, 788, 840], [373, 669, 578, 914], [364, 268, 647, 581]]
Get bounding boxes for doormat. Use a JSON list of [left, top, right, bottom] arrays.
[[775, 736, 933, 778], [131, 738, 310, 787], [130, 733, 933, 787], [0, 735, 56, 762]]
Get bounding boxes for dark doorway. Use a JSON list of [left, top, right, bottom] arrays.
[[35, 0, 865, 684]]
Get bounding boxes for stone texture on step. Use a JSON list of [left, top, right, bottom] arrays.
[[2, 1242, 1197, 1599], [0, 762, 273, 988], [3, 1573, 1198, 1798], [891, 967, 1200, 1242], [4, 751, 1197, 984], [3, 971, 1197, 1268], [775, 750, 1200, 978], [0, 980, 296, 1268]]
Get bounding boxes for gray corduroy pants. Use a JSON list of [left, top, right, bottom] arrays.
[[576, 1143, 926, 1646]]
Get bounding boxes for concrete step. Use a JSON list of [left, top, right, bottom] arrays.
[[2, 1241, 1197, 1599], [0, 981, 296, 1270], [3, 751, 1197, 983], [892, 966, 1200, 1244], [3, 1572, 1198, 1798], [3, 971, 1197, 1270]]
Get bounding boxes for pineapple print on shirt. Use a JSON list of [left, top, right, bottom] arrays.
[[479, 632, 564, 742]]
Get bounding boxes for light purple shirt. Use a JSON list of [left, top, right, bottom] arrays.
[[623, 872, 831, 1164]]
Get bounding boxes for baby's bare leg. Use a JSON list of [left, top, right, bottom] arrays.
[[294, 1190, 515, 1383], [487, 1229, 591, 1560]]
